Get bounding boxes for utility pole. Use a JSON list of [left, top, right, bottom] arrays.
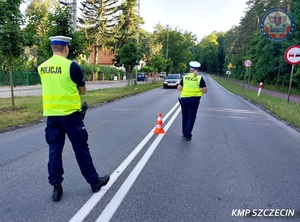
[[135, 0, 140, 83], [166, 24, 169, 60], [58, 0, 77, 32]]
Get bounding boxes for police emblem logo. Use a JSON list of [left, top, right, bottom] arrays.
[[260, 7, 295, 42]]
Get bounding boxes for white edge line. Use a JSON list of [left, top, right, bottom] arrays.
[[210, 76, 235, 96], [69, 102, 180, 222], [95, 107, 181, 222]]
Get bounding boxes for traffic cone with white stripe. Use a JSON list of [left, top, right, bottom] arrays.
[[154, 113, 165, 134]]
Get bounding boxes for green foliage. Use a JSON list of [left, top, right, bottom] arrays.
[[140, 65, 157, 73], [48, 6, 73, 36], [199, 34, 219, 73], [152, 26, 197, 73], [6, 0, 300, 94], [80, 63, 121, 81], [200, 0, 300, 91], [0, 0, 24, 59], [147, 54, 165, 73], [165, 58, 173, 74], [79, 0, 119, 56], [114, 0, 139, 48], [21, 0, 89, 65], [177, 62, 187, 74], [0, 0, 24, 108], [116, 41, 142, 74]]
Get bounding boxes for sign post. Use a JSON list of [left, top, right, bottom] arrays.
[[243, 60, 252, 89], [284, 45, 300, 104], [226, 63, 233, 82]]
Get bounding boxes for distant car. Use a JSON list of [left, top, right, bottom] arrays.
[[163, 74, 182, 89], [159, 72, 166, 78], [137, 73, 147, 81]]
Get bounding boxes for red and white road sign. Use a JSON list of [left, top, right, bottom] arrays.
[[244, 60, 252, 67], [284, 45, 300, 65]]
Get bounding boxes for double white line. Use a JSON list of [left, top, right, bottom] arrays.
[[70, 102, 181, 222]]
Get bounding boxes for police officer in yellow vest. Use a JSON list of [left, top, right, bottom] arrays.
[[38, 36, 109, 202], [177, 61, 207, 141]]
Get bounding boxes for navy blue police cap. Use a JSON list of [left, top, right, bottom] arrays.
[[49, 36, 72, 46]]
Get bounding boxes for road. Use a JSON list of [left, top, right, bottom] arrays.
[[1, 74, 300, 222]]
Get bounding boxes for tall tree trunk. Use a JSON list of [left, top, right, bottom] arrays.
[[8, 60, 15, 109], [127, 65, 133, 86], [92, 46, 99, 81]]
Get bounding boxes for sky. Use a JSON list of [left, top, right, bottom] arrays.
[[139, 0, 248, 41], [20, 0, 248, 41]]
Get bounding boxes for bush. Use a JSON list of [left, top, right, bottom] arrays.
[[80, 63, 122, 81]]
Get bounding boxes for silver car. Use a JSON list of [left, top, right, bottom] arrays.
[[163, 74, 182, 89]]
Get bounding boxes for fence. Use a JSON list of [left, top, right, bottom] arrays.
[[0, 72, 41, 86]]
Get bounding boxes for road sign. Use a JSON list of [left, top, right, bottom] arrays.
[[260, 7, 295, 42], [227, 63, 233, 69], [226, 70, 231, 75], [244, 60, 252, 68], [284, 45, 300, 65]]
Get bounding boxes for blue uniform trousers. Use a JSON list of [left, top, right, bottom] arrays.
[[45, 112, 99, 185], [180, 97, 201, 139]]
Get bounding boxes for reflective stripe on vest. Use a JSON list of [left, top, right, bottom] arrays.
[[38, 55, 81, 116], [180, 73, 203, 98]]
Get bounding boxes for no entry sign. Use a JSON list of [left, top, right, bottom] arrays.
[[284, 45, 300, 65]]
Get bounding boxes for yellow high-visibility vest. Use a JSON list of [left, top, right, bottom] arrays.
[[180, 73, 203, 98], [38, 55, 81, 116]]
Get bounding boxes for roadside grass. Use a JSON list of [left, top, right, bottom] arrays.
[[211, 75, 300, 130], [0, 82, 162, 132], [263, 84, 300, 96]]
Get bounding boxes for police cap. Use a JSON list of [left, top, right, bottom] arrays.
[[189, 61, 201, 69], [49, 36, 72, 46]]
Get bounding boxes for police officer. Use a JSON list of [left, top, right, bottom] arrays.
[[177, 61, 207, 141], [38, 36, 110, 202]]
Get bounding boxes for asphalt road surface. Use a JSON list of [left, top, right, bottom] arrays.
[[1, 74, 300, 222]]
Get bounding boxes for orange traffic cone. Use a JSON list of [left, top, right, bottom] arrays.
[[154, 113, 165, 134]]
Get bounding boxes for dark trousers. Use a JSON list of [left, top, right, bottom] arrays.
[[180, 97, 201, 138], [45, 112, 99, 185]]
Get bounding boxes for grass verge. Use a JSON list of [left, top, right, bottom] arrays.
[[211, 75, 300, 130], [0, 82, 162, 133]]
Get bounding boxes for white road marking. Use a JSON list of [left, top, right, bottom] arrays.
[[69, 102, 181, 222], [95, 106, 181, 222], [210, 77, 235, 95]]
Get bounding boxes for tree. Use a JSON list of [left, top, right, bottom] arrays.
[[116, 41, 142, 85], [147, 54, 165, 73], [79, 0, 119, 64], [216, 32, 225, 75], [23, 0, 87, 65], [0, 0, 24, 108], [154, 26, 196, 73], [114, 0, 139, 49], [23, 0, 57, 65], [47, 6, 88, 61], [199, 34, 219, 73]]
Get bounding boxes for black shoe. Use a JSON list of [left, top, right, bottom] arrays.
[[185, 137, 191, 141], [91, 175, 110, 193], [53, 184, 63, 202]]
